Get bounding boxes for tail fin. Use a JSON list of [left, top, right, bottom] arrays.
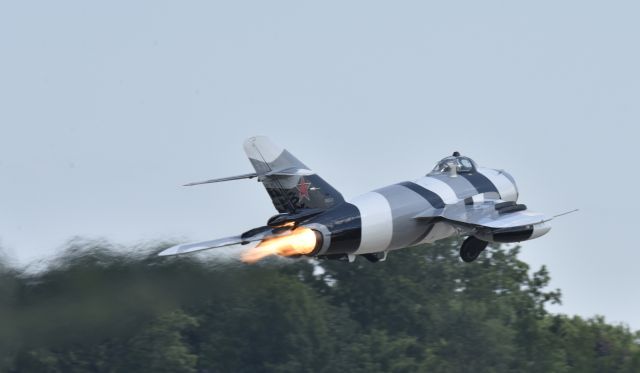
[[244, 136, 344, 213]]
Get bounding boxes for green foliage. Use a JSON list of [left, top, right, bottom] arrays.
[[125, 310, 199, 373], [0, 239, 638, 372]]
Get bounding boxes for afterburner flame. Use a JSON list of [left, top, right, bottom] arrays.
[[242, 227, 318, 263]]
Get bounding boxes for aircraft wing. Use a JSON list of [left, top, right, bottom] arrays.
[[158, 235, 255, 256], [414, 201, 547, 229], [159, 226, 281, 256], [158, 225, 290, 256]]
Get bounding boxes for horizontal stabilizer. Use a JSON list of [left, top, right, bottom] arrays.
[[265, 167, 314, 177], [183, 172, 258, 186], [183, 168, 314, 187]]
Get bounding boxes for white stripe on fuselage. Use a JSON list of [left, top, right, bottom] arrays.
[[413, 176, 459, 204], [477, 168, 518, 202], [349, 192, 394, 254], [418, 221, 457, 244]]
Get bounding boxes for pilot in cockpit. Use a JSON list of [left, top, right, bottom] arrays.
[[430, 152, 477, 175]]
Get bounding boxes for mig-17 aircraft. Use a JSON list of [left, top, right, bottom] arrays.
[[159, 136, 571, 263]]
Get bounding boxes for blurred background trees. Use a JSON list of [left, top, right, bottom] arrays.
[[1, 239, 638, 372]]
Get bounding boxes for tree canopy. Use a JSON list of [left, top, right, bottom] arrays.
[[1, 239, 638, 372]]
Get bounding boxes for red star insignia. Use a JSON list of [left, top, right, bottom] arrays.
[[296, 176, 311, 201]]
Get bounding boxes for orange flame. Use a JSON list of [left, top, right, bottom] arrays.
[[242, 227, 318, 263]]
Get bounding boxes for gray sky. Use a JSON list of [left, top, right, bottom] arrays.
[[1, 1, 639, 328]]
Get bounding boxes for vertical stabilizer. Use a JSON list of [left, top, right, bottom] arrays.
[[243, 136, 344, 213]]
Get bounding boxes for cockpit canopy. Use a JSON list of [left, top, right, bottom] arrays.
[[430, 154, 477, 175]]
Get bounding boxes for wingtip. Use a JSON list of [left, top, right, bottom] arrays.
[[158, 245, 181, 256]]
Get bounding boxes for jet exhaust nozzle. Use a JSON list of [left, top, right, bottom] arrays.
[[240, 227, 324, 263]]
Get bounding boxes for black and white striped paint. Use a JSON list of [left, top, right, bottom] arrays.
[[344, 167, 521, 255], [240, 136, 550, 259], [160, 137, 551, 259]]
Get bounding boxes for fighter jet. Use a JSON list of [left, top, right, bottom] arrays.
[[159, 136, 570, 263]]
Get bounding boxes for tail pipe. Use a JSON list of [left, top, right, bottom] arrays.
[[305, 229, 325, 256]]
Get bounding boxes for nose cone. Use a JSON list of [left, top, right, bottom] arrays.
[[530, 222, 551, 239]]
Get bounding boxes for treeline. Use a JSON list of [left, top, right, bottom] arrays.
[[1, 239, 639, 372]]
